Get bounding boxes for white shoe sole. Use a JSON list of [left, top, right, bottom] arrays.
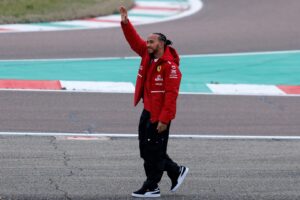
[[171, 167, 189, 192], [131, 192, 161, 198]]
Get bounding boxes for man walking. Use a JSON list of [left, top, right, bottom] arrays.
[[120, 6, 189, 198]]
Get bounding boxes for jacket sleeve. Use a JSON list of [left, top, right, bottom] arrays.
[[159, 62, 182, 124], [121, 20, 147, 57]]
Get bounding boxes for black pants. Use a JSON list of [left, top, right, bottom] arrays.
[[138, 109, 179, 188]]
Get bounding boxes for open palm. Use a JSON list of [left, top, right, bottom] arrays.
[[119, 6, 128, 23]]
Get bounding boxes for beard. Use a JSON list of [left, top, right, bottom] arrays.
[[147, 48, 153, 53], [147, 47, 158, 54]]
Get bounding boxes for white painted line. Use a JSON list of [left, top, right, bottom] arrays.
[[56, 136, 110, 141], [1, 50, 300, 62], [60, 81, 135, 93], [0, 56, 140, 62], [130, 9, 177, 16], [179, 91, 300, 97], [1, 132, 300, 140], [207, 84, 286, 95], [181, 50, 300, 57], [1, 88, 300, 97], [99, 15, 157, 23], [55, 20, 113, 28], [135, 1, 188, 8], [171, 135, 300, 140], [0, 88, 134, 94], [0, 24, 62, 32], [0, 132, 136, 138]]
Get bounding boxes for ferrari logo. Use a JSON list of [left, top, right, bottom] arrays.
[[157, 65, 161, 72]]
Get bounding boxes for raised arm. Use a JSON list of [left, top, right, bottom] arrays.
[[120, 6, 147, 57]]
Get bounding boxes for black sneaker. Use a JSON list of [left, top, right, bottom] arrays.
[[132, 186, 160, 198], [170, 166, 189, 192]]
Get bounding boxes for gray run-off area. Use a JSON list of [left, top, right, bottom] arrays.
[[0, 136, 300, 200]]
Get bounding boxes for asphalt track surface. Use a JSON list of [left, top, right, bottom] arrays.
[[0, 0, 300, 59], [1, 0, 300, 199], [1, 136, 300, 200], [0, 91, 299, 136]]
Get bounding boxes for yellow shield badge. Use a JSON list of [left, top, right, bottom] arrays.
[[157, 65, 161, 72]]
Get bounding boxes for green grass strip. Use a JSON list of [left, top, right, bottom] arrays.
[[0, 0, 134, 24]]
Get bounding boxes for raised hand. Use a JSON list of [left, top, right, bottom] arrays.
[[119, 6, 128, 24]]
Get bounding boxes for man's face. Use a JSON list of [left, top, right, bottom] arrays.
[[147, 34, 163, 54]]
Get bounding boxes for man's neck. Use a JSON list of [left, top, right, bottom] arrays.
[[153, 49, 164, 59]]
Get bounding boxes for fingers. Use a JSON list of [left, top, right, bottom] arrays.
[[157, 126, 162, 133], [157, 122, 167, 133], [119, 6, 127, 14]]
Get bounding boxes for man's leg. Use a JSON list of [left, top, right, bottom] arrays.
[[138, 109, 149, 160], [161, 123, 189, 192], [142, 121, 164, 188], [134, 112, 188, 197], [132, 110, 161, 197], [160, 123, 180, 177], [137, 109, 157, 186], [142, 121, 178, 187]]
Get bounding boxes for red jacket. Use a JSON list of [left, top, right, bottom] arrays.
[[121, 20, 182, 124]]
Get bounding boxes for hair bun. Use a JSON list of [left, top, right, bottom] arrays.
[[153, 33, 173, 46], [166, 39, 173, 46]]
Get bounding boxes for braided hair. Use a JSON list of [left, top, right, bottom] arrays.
[[153, 33, 173, 46]]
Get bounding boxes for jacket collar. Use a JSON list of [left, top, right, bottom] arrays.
[[149, 46, 180, 66], [159, 46, 180, 66]]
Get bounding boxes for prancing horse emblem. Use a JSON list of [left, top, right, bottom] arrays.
[[157, 65, 161, 72]]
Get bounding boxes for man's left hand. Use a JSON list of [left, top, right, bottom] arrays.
[[157, 121, 167, 133]]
